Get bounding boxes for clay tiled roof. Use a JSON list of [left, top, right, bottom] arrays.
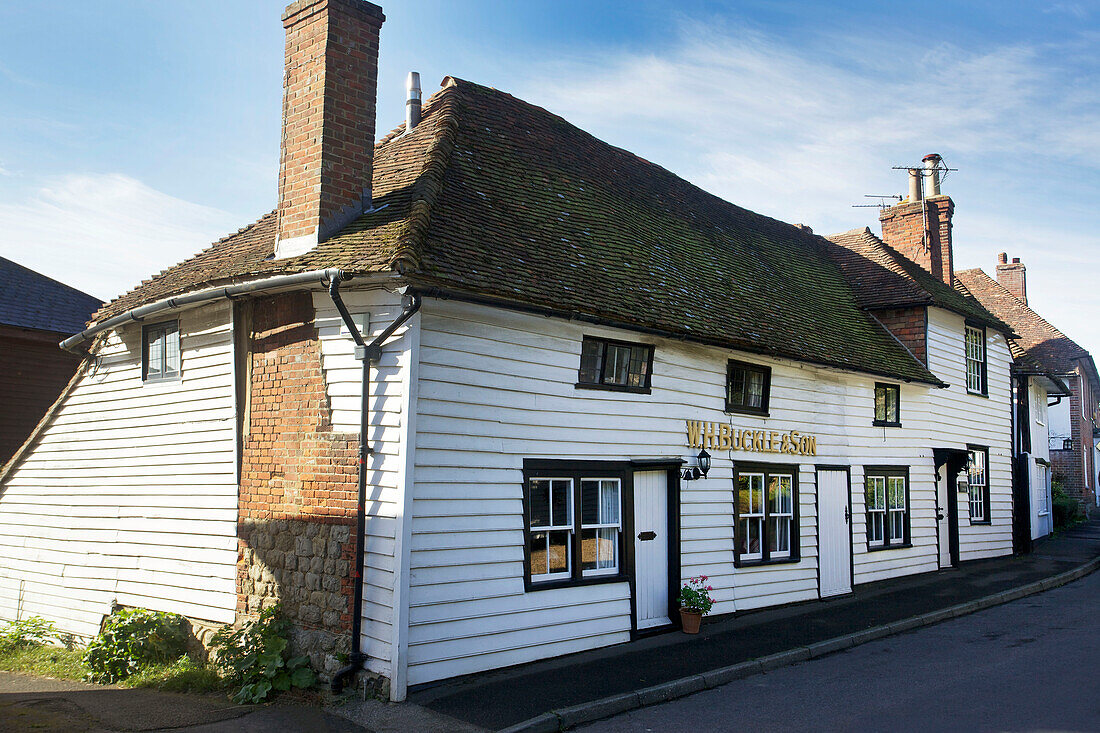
[[92, 78, 940, 384], [956, 267, 1089, 376], [825, 227, 1011, 334], [0, 256, 101, 334]]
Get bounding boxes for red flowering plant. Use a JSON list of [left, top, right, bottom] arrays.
[[677, 576, 716, 615]]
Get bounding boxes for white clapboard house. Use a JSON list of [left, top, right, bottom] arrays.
[[0, 0, 1021, 701], [957, 259, 1086, 543]]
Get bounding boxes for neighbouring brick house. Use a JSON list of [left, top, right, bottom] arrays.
[[0, 256, 101, 465], [960, 256, 1099, 511], [955, 260, 1081, 540], [1, 0, 1029, 702]]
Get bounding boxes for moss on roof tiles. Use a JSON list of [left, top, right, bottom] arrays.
[[91, 77, 938, 385]]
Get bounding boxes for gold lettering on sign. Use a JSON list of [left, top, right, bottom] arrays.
[[718, 423, 732, 450], [687, 421, 702, 448], [683, 420, 818, 456]]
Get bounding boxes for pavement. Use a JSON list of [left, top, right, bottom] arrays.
[[2, 522, 1097, 733], [580, 561, 1100, 732], [408, 520, 1100, 732]]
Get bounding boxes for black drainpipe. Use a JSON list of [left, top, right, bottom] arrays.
[[328, 277, 422, 694]]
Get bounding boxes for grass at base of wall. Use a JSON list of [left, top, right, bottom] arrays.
[[0, 645, 225, 694], [121, 656, 226, 694], [0, 645, 85, 680]]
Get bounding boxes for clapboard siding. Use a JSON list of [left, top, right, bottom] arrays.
[[407, 300, 940, 685], [925, 307, 1014, 562], [924, 305, 1007, 556], [312, 289, 414, 679], [0, 302, 237, 638]]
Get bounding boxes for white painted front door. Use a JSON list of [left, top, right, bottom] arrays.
[[936, 476, 951, 568], [817, 469, 852, 597], [633, 470, 670, 630]]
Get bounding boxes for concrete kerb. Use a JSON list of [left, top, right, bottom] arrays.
[[499, 557, 1100, 732]]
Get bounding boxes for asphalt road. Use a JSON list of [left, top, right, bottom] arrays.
[[581, 570, 1100, 733]]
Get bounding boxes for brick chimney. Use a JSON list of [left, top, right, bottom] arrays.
[[996, 253, 1027, 304], [878, 153, 955, 285], [276, 0, 385, 259]]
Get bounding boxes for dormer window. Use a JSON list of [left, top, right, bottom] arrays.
[[576, 336, 653, 393], [964, 324, 987, 395]]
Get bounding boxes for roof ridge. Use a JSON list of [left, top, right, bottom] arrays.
[[958, 267, 1087, 358], [385, 82, 462, 274]]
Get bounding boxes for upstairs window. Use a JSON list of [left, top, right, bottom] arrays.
[[964, 324, 987, 395], [874, 383, 901, 426], [726, 360, 771, 415], [967, 445, 990, 524], [142, 320, 180, 383], [577, 336, 653, 392]]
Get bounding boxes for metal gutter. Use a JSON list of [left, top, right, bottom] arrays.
[[59, 268, 349, 353]]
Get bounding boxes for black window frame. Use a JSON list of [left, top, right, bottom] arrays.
[[725, 359, 772, 416], [964, 321, 988, 396], [966, 444, 991, 525], [873, 382, 902, 427], [522, 459, 631, 592], [733, 461, 800, 567], [864, 466, 911, 551], [575, 336, 654, 394], [141, 319, 181, 383]]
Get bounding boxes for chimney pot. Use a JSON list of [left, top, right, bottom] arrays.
[[998, 252, 1008, 264], [907, 168, 923, 203], [406, 71, 422, 132], [923, 153, 942, 197], [1012, 257, 1020, 264]]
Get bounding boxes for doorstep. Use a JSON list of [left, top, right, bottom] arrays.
[[408, 521, 1100, 732]]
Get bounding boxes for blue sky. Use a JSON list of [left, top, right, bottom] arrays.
[[1, 0, 1097, 356]]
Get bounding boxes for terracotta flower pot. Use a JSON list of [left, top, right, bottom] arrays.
[[680, 608, 703, 634]]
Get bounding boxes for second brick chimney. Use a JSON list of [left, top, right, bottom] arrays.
[[276, 0, 385, 259], [996, 253, 1027, 304], [879, 153, 955, 285]]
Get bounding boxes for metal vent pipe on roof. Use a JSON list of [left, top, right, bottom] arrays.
[[923, 153, 942, 196], [908, 168, 923, 203], [406, 71, 422, 131]]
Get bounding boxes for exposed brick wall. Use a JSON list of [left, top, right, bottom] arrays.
[[870, 306, 927, 364], [995, 255, 1027, 305], [237, 291, 360, 678], [879, 196, 954, 285], [0, 326, 83, 464], [1051, 372, 1097, 508], [278, 0, 384, 246]]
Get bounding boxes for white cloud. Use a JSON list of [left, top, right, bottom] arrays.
[[0, 173, 240, 302], [500, 20, 1100, 354]]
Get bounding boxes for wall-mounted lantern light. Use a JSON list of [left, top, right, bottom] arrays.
[[682, 448, 711, 481]]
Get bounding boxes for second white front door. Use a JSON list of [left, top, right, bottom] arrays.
[[818, 469, 852, 597], [633, 470, 670, 630]]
